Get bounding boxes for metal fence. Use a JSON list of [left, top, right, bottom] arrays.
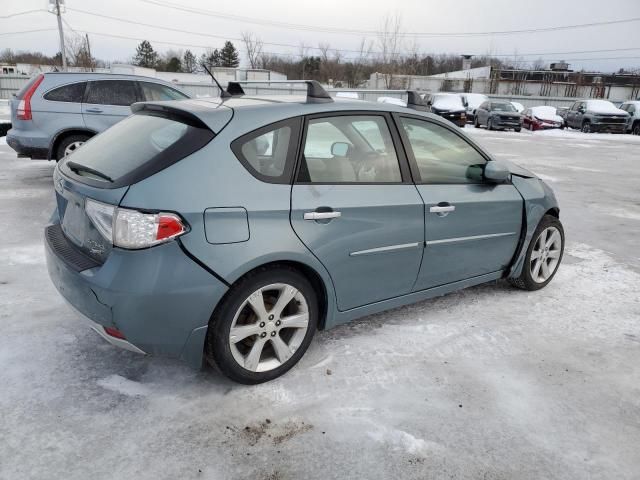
[[0, 74, 582, 109]]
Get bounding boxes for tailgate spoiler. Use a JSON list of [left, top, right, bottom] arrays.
[[131, 99, 233, 134]]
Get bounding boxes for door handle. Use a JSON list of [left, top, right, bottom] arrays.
[[304, 211, 341, 221], [85, 107, 103, 113], [429, 204, 455, 217]]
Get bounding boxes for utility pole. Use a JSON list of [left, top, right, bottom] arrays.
[[85, 33, 93, 71], [52, 0, 67, 70]]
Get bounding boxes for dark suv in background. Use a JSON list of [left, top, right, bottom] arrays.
[[474, 100, 522, 131], [6, 73, 190, 160]]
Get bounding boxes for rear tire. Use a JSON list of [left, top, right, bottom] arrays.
[[474, 117, 480, 128], [205, 266, 318, 384], [55, 134, 90, 160], [509, 215, 564, 291]]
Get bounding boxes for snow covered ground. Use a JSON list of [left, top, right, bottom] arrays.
[[1, 130, 639, 480]]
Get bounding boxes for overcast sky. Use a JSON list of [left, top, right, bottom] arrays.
[[2, 0, 640, 72]]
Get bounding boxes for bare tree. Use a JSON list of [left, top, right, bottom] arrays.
[[345, 38, 373, 88], [376, 13, 403, 88], [531, 57, 546, 71], [241, 32, 264, 69], [65, 35, 94, 70]]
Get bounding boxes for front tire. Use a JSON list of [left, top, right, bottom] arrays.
[[514, 127, 521, 132], [206, 266, 318, 384], [633, 122, 640, 136], [581, 121, 591, 133], [509, 215, 564, 291]]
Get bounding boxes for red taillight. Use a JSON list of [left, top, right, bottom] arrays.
[[16, 74, 44, 121], [104, 326, 126, 340], [156, 214, 186, 241]]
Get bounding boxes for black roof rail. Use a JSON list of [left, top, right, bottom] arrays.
[[406, 91, 427, 111], [226, 80, 333, 104]]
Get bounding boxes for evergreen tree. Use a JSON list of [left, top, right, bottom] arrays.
[[220, 41, 239, 68], [165, 56, 182, 72], [183, 50, 197, 73], [199, 48, 222, 71], [133, 40, 158, 68]]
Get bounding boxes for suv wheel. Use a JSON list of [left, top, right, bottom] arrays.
[[509, 215, 564, 291], [206, 266, 318, 384], [581, 121, 591, 133], [487, 118, 494, 130], [56, 134, 90, 160], [633, 122, 640, 136]]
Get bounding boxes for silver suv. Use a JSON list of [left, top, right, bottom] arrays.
[[6, 72, 189, 160]]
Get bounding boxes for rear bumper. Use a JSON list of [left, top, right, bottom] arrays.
[[45, 223, 229, 367], [6, 130, 49, 159]]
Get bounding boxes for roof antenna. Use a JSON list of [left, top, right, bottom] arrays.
[[201, 64, 231, 99]]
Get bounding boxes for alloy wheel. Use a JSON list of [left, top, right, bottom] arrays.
[[530, 226, 562, 283], [63, 141, 84, 157], [229, 283, 309, 372]]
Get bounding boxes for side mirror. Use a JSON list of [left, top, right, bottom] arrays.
[[484, 161, 511, 183], [331, 142, 350, 157]]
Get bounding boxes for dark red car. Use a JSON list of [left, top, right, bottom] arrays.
[[521, 106, 564, 131]]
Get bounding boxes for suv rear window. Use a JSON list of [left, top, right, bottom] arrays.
[[44, 82, 87, 103], [60, 112, 214, 188]]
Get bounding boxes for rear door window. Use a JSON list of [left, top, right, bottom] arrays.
[[44, 82, 87, 103], [140, 82, 189, 101], [85, 80, 139, 106], [60, 112, 214, 187]]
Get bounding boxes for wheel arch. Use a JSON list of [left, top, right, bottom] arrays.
[[48, 128, 97, 160], [215, 259, 331, 331], [545, 207, 560, 218]]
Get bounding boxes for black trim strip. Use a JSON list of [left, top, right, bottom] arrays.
[[177, 239, 230, 287]]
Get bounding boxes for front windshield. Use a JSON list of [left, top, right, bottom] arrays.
[[491, 103, 516, 112]]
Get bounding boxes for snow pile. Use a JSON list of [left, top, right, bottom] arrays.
[[585, 100, 626, 114], [336, 92, 360, 99], [432, 94, 464, 111], [377, 96, 406, 107], [530, 106, 563, 123]]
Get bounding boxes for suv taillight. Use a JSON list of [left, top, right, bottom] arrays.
[[85, 198, 188, 249], [16, 74, 44, 121]]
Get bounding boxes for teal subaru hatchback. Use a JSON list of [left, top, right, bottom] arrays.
[[45, 81, 564, 384]]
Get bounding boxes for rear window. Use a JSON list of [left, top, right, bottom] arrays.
[[44, 82, 87, 103], [60, 112, 214, 188], [140, 82, 189, 101]]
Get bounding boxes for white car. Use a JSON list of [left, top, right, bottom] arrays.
[[459, 93, 488, 122]]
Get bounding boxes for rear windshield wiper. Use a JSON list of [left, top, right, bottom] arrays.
[[66, 161, 114, 183]]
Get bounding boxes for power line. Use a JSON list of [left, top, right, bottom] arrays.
[[65, 8, 640, 60], [138, 0, 640, 37], [0, 9, 46, 19], [0, 28, 57, 37]]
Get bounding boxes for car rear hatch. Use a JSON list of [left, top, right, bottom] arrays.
[[53, 100, 231, 264]]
